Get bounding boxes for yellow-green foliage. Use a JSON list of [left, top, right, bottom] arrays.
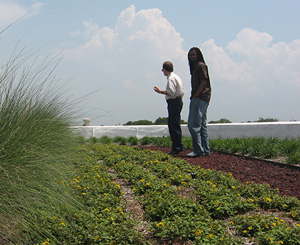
[[0, 51, 80, 244]]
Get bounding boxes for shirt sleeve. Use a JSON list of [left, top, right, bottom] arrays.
[[166, 78, 177, 97]]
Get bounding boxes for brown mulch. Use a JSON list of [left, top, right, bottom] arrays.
[[139, 146, 300, 200]]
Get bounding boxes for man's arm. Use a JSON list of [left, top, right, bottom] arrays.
[[154, 86, 170, 96], [191, 81, 206, 98]]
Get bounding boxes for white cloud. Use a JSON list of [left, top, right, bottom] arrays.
[[0, 1, 44, 30], [202, 28, 300, 92], [0, 0, 27, 28], [227, 28, 300, 79], [202, 39, 253, 84], [227, 28, 273, 57], [61, 8, 300, 124], [64, 4, 187, 88], [78, 21, 100, 39], [61, 5, 187, 125], [29, 2, 44, 17], [203, 28, 300, 122], [69, 5, 185, 61], [1, 3, 299, 124]]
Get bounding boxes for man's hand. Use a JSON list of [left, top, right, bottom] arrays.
[[153, 86, 160, 93]]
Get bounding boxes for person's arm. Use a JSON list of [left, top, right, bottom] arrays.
[[191, 64, 207, 98], [191, 81, 206, 98], [153, 86, 170, 96]]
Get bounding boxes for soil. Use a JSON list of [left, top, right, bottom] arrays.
[[139, 146, 300, 200]]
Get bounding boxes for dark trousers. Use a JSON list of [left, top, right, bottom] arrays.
[[167, 98, 183, 152]]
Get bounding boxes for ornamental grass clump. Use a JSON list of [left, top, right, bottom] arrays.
[[0, 49, 80, 243]]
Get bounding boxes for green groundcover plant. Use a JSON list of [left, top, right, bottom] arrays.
[[54, 143, 299, 244], [87, 135, 300, 165], [2, 137, 300, 243]]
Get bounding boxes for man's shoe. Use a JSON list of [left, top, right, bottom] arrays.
[[168, 149, 180, 155], [186, 152, 200, 157]]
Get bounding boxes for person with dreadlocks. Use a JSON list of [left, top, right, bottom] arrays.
[[186, 47, 211, 157]]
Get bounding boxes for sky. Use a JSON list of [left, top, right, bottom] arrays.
[[0, 0, 299, 125]]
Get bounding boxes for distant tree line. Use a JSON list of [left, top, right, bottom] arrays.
[[208, 118, 232, 124], [124, 117, 280, 125], [209, 117, 279, 124], [124, 117, 187, 125], [251, 117, 279, 122]]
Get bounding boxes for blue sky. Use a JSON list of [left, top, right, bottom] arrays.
[[1, 0, 299, 125]]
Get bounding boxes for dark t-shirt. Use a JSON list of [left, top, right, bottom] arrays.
[[191, 62, 211, 104]]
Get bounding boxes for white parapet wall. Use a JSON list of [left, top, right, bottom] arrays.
[[72, 121, 300, 139]]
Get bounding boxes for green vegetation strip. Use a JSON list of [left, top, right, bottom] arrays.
[[2, 142, 300, 244], [86, 135, 300, 165], [89, 143, 300, 244]]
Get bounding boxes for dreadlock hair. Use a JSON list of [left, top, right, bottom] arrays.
[[188, 47, 205, 75]]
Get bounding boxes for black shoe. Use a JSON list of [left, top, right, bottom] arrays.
[[168, 149, 180, 155]]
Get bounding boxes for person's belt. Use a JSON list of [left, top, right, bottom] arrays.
[[167, 96, 182, 102]]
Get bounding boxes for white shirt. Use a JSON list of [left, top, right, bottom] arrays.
[[165, 72, 184, 100]]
